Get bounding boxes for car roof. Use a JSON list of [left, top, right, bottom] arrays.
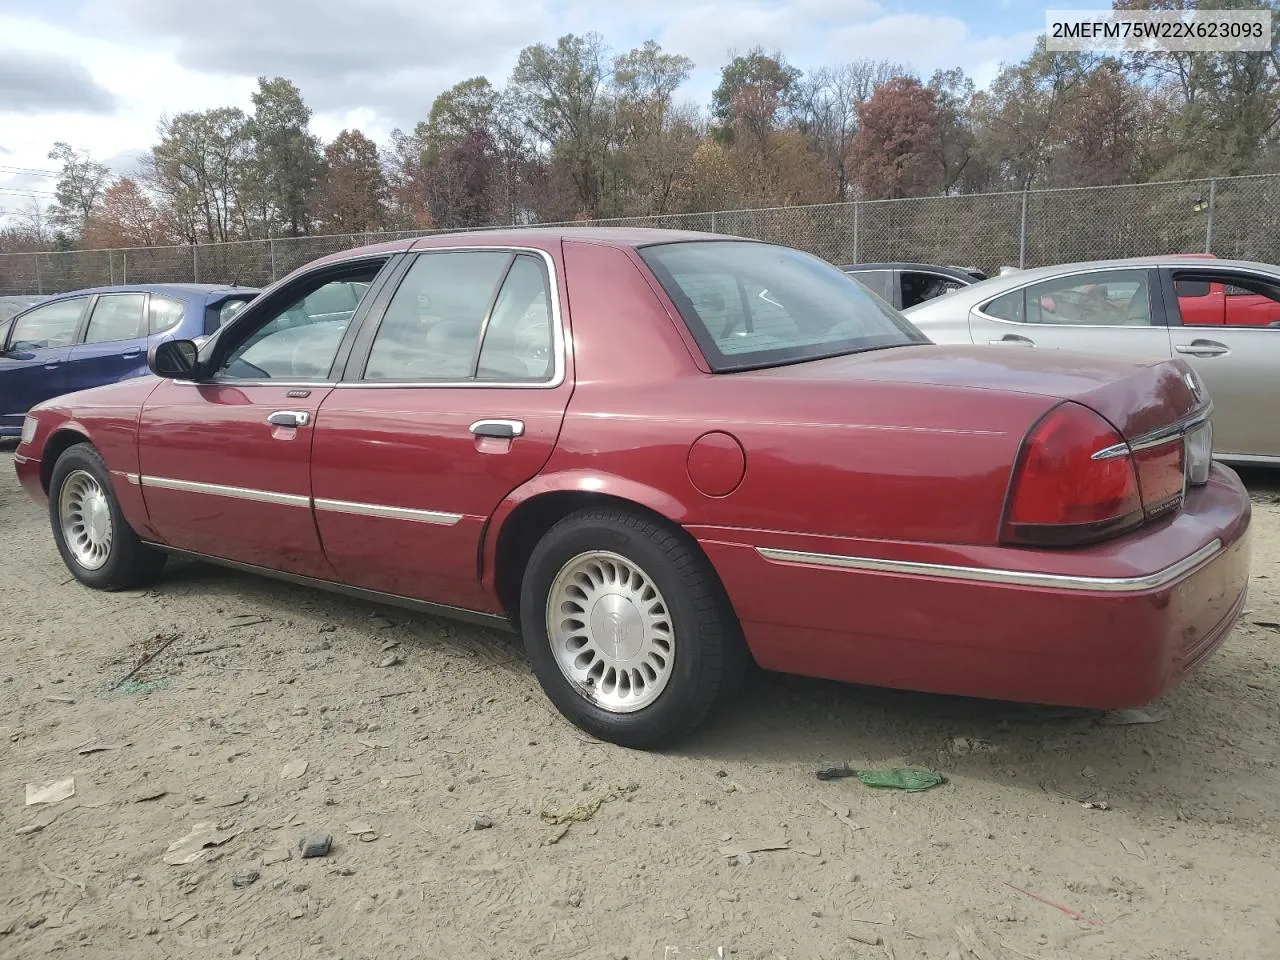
[[906, 255, 1280, 315], [303, 227, 756, 271], [35, 283, 259, 302], [840, 262, 981, 279]]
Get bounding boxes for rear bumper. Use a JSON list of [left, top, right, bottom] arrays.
[[695, 465, 1252, 710]]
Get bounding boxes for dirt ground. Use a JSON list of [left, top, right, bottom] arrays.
[[1, 448, 1278, 960]]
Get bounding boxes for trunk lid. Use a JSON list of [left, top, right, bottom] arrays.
[[742, 344, 1205, 440]]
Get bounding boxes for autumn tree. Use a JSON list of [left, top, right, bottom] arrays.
[[47, 142, 112, 237], [382, 127, 432, 228], [795, 60, 906, 199], [82, 178, 171, 248], [847, 77, 942, 199], [318, 130, 389, 233], [711, 48, 801, 145], [427, 130, 496, 229]]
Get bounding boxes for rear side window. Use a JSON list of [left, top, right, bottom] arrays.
[[150, 295, 185, 334], [847, 269, 894, 301], [639, 242, 926, 372], [982, 289, 1025, 322], [84, 293, 146, 343], [363, 250, 554, 383]]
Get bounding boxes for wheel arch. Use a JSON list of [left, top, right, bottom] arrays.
[[40, 426, 93, 494], [484, 475, 738, 631]]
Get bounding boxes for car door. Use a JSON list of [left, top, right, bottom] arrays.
[[136, 256, 396, 576], [0, 296, 87, 434], [967, 268, 1174, 363], [65, 292, 150, 391], [1161, 266, 1280, 461], [310, 245, 571, 612]]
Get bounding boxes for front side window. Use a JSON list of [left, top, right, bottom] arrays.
[[1022, 271, 1154, 326], [84, 293, 146, 343], [364, 250, 536, 382], [640, 241, 927, 371], [8, 298, 86, 350], [219, 266, 382, 380], [150, 296, 185, 335]]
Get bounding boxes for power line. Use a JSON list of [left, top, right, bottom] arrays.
[[0, 187, 58, 199], [0, 164, 60, 178]]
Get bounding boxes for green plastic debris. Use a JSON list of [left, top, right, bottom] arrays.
[[855, 768, 945, 792]]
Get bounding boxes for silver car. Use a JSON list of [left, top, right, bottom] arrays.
[[905, 255, 1280, 466]]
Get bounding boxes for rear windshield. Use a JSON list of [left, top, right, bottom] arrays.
[[638, 241, 928, 371]]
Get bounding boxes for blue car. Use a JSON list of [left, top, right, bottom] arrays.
[[0, 283, 258, 437]]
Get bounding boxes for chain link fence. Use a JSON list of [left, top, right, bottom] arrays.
[[2, 175, 1274, 296]]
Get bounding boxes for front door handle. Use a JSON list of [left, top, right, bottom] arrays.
[[120, 351, 141, 360], [470, 419, 525, 439], [1175, 340, 1229, 358], [990, 334, 1035, 346], [267, 410, 311, 428], [43, 362, 61, 369]]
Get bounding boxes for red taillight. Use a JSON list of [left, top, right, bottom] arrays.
[[1003, 402, 1144, 546]]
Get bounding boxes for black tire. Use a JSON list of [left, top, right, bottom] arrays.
[[519, 506, 745, 749], [48, 443, 167, 590]]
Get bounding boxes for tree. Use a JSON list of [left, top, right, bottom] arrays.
[[427, 130, 496, 228], [149, 107, 254, 243], [509, 33, 615, 216], [929, 68, 984, 193], [82, 178, 171, 248], [246, 77, 323, 236], [611, 41, 698, 215], [970, 40, 1094, 190], [382, 127, 432, 228], [423, 77, 500, 165], [795, 60, 906, 198], [318, 130, 389, 233], [710, 48, 802, 144], [847, 76, 942, 199], [47, 142, 112, 238]]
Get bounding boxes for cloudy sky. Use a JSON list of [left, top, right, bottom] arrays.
[[0, 0, 1095, 220]]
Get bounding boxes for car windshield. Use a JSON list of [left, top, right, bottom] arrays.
[[638, 241, 928, 371]]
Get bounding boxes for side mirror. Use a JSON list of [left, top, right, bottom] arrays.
[[148, 339, 200, 379]]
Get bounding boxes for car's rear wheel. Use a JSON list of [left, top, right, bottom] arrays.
[[519, 506, 744, 749], [49, 444, 166, 590]]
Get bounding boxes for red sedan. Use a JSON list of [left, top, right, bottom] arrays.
[[13, 230, 1251, 748]]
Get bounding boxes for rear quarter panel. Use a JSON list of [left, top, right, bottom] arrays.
[[524, 240, 1051, 547]]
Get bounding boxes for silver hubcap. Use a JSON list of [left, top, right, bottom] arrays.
[[546, 551, 675, 713], [59, 469, 113, 571]]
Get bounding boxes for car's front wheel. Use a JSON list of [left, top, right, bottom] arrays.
[[49, 443, 167, 590], [520, 506, 744, 749]]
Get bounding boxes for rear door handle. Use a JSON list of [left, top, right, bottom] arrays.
[[43, 362, 61, 369], [470, 419, 525, 439], [1175, 341, 1229, 358], [990, 334, 1035, 346], [267, 410, 311, 428]]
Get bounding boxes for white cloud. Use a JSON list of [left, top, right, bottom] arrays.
[[0, 0, 1041, 221]]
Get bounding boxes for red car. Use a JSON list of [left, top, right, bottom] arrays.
[[13, 230, 1251, 748]]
